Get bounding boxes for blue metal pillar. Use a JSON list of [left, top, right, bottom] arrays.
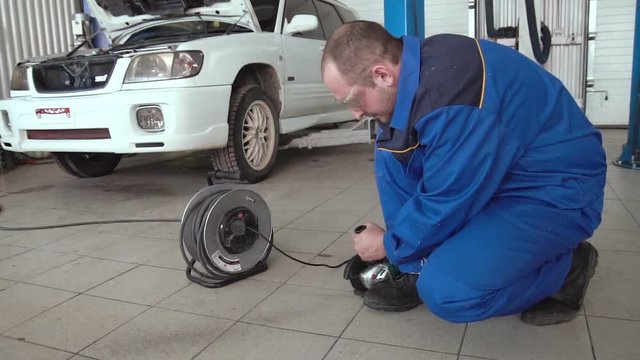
[[615, 0, 640, 169], [384, 0, 425, 38]]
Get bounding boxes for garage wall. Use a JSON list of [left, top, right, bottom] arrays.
[[586, 0, 636, 126], [340, 0, 470, 36], [0, 0, 81, 99]]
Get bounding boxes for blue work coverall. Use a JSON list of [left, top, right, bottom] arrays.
[[376, 35, 607, 322]]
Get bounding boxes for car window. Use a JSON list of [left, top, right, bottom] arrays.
[[336, 6, 357, 23], [250, 0, 278, 32], [313, 1, 343, 39], [284, 0, 324, 40]]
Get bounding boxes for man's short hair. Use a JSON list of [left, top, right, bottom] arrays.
[[322, 20, 403, 87]]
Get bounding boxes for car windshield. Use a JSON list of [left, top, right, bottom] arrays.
[[119, 19, 251, 47]]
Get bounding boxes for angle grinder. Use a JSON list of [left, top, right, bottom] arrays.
[[343, 224, 400, 294]]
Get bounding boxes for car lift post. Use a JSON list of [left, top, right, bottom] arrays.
[[615, 0, 640, 170], [384, 0, 425, 38]]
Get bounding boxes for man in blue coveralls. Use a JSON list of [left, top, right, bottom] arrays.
[[321, 21, 606, 326]]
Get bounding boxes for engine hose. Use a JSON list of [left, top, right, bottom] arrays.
[[484, 0, 517, 39], [524, 0, 552, 65]]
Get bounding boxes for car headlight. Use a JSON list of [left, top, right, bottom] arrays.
[[124, 51, 204, 83], [10, 64, 29, 90]]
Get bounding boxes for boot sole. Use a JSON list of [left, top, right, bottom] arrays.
[[363, 297, 422, 312]]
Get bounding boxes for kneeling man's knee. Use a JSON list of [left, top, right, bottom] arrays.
[[417, 265, 499, 323]]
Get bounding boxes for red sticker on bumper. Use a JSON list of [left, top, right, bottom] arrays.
[[35, 108, 71, 118]]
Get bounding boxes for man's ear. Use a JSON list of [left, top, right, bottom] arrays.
[[370, 63, 397, 87]]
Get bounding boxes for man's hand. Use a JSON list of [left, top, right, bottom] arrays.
[[352, 223, 386, 261]]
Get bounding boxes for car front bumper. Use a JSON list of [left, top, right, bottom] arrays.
[[0, 85, 231, 154]]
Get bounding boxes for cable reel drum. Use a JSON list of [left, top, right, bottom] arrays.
[[180, 187, 273, 287]]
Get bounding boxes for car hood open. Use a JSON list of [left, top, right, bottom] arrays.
[[85, 0, 255, 41]]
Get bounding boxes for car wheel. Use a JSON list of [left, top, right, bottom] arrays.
[[212, 85, 279, 183], [52, 152, 122, 178]]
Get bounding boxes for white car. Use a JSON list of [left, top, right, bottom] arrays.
[[0, 0, 357, 182]]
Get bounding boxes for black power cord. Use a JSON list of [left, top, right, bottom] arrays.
[[0, 204, 350, 269], [246, 227, 349, 269]]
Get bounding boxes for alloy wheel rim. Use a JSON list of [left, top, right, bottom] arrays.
[[242, 100, 275, 171]]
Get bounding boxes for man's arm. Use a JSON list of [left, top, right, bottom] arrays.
[[382, 105, 524, 266]]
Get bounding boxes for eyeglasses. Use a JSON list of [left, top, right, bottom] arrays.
[[337, 86, 359, 106]]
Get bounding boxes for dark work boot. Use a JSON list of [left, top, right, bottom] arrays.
[[521, 241, 599, 326], [363, 273, 422, 312]]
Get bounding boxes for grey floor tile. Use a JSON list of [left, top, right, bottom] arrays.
[[27, 257, 136, 293], [585, 250, 640, 320], [599, 200, 640, 230], [270, 209, 305, 230], [68, 356, 95, 360], [585, 275, 640, 320], [590, 229, 640, 252], [588, 316, 640, 360], [321, 233, 355, 259], [144, 247, 185, 270], [608, 178, 640, 201], [315, 188, 379, 214], [0, 244, 29, 260], [286, 259, 353, 291], [158, 279, 280, 320], [595, 250, 640, 280], [41, 231, 130, 256], [92, 222, 157, 236], [343, 307, 465, 354], [81, 308, 233, 360], [0, 250, 79, 281], [0, 205, 49, 223], [604, 183, 618, 200], [195, 322, 335, 360], [242, 284, 362, 336], [0, 335, 72, 360], [0, 228, 79, 251], [31, 208, 107, 226], [0, 278, 16, 291], [250, 251, 315, 283], [86, 265, 188, 305], [0, 284, 75, 333], [137, 222, 180, 241], [625, 200, 640, 223], [461, 315, 592, 360], [273, 228, 342, 254], [287, 211, 363, 232], [325, 339, 457, 360], [359, 206, 385, 227], [5, 294, 147, 353], [267, 188, 344, 212], [89, 238, 176, 264]]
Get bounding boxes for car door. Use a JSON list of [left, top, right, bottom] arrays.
[[313, 0, 350, 112], [280, 0, 329, 118]]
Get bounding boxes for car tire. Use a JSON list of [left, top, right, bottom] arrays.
[[52, 152, 122, 178], [212, 85, 279, 183]]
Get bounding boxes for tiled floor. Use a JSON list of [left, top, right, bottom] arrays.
[[0, 129, 638, 360]]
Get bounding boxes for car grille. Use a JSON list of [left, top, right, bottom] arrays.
[[32, 56, 118, 92]]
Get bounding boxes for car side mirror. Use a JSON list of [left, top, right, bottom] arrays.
[[283, 14, 319, 35]]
